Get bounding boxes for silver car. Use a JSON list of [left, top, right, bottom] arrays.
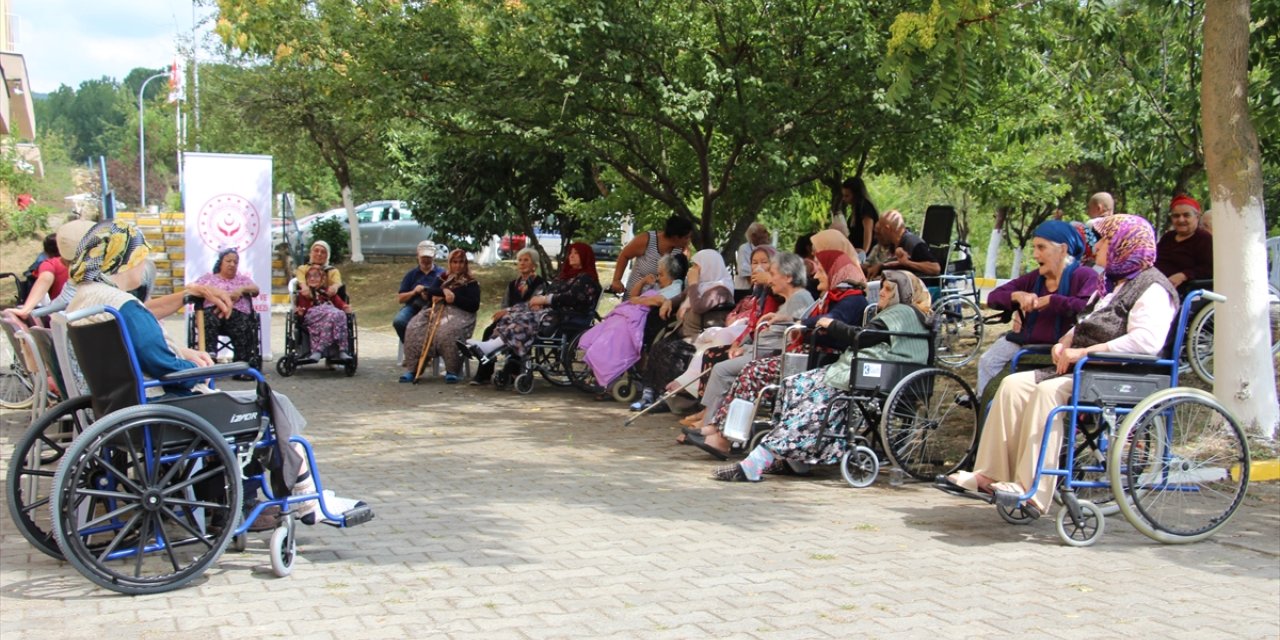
[[279, 200, 435, 257]]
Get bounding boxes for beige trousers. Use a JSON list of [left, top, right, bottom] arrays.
[[962, 370, 1074, 511]]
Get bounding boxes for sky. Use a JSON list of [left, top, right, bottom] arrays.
[[12, 0, 216, 94]]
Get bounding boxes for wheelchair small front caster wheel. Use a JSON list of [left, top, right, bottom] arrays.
[[514, 373, 534, 395], [269, 516, 297, 577], [609, 378, 640, 403], [1056, 500, 1105, 547], [276, 357, 296, 377], [230, 533, 247, 553], [998, 502, 1039, 526], [840, 445, 880, 488]]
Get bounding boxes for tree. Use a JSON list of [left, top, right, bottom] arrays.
[[1202, 0, 1278, 438]]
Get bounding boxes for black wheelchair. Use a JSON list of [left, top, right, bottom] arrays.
[[186, 291, 263, 371], [276, 278, 358, 377], [941, 289, 1250, 546], [17, 304, 373, 594], [493, 307, 599, 395]]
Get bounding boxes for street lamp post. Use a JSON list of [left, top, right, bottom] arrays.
[[138, 72, 169, 211]]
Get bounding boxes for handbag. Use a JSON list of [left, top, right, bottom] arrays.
[[722, 398, 756, 443]]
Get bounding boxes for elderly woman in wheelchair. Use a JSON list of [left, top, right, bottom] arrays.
[[712, 270, 933, 481], [55, 221, 370, 593], [938, 215, 1178, 520]]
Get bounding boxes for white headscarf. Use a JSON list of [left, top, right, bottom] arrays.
[[691, 249, 733, 296]]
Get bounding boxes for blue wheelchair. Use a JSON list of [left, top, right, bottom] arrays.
[[940, 289, 1251, 546], [37, 304, 373, 594]]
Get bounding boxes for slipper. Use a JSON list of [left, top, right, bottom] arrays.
[[685, 433, 729, 461], [933, 475, 969, 495], [681, 426, 706, 438], [711, 464, 758, 482]]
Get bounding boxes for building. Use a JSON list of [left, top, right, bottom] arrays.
[[1, 0, 42, 178]]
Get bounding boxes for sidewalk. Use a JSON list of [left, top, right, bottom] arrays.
[[1, 319, 1277, 639]]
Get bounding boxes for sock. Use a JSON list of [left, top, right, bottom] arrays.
[[640, 387, 655, 403], [739, 445, 776, 482], [477, 337, 505, 355]]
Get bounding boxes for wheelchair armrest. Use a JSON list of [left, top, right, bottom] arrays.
[[158, 361, 252, 382], [1079, 352, 1162, 365], [30, 299, 70, 318]]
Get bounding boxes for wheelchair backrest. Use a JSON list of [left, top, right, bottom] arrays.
[[851, 359, 927, 393], [920, 205, 955, 277], [26, 326, 67, 399], [68, 317, 145, 416], [49, 313, 86, 398]]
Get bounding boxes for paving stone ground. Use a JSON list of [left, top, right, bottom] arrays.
[[1, 316, 1277, 639]]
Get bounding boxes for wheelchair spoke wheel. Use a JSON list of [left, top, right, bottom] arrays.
[[51, 405, 242, 595], [6, 395, 95, 559], [997, 502, 1038, 526], [538, 344, 575, 387], [1055, 500, 1105, 547], [1186, 304, 1216, 384], [932, 296, 984, 368], [564, 334, 601, 393], [880, 368, 979, 481], [840, 445, 880, 489], [1109, 388, 1249, 544], [0, 351, 36, 409]]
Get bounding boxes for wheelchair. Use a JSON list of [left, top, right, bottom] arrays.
[[276, 278, 358, 377], [726, 314, 980, 488], [565, 294, 672, 402], [22, 304, 373, 594], [943, 289, 1250, 547], [491, 308, 598, 395], [931, 240, 985, 368], [186, 291, 264, 371], [1183, 281, 1280, 384], [0, 310, 45, 412]]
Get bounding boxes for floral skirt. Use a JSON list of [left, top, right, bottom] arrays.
[[201, 308, 258, 361], [302, 305, 348, 355], [404, 305, 477, 374], [708, 355, 782, 428], [760, 367, 849, 466]]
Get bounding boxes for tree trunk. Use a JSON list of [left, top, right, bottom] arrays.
[[341, 184, 363, 264], [1202, 0, 1278, 438]]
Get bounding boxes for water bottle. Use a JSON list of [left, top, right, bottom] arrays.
[[889, 467, 905, 487]]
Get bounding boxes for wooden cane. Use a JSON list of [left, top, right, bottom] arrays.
[[413, 301, 446, 382], [623, 366, 713, 427], [196, 307, 206, 353]]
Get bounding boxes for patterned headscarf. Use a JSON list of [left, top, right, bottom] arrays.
[[213, 247, 239, 275], [559, 242, 599, 284], [880, 270, 932, 316], [810, 229, 866, 285], [69, 220, 151, 286], [1093, 214, 1157, 291], [441, 248, 476, 288]]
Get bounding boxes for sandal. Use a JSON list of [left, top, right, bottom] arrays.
[[685, 433, 729, 461]]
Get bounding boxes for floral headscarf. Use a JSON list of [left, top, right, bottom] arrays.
[[441, 248, 476, 288], [1093, 214, 1157, 291], [809, 229, 866, 285], [69, 220, 151, 286], [881, 270, 932, 316], [560, 242, 600, 284]]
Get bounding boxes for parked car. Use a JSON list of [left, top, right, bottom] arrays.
[[275, 200, 435, 257], [590, 237, 621, 261], [500, 229, 564, 259], [499, 234, 527, 258]]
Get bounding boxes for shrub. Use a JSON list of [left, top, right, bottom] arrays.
[[309, 218, 349, 264]]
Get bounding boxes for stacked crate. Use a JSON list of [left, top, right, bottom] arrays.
[[113, 210, 186, 297]]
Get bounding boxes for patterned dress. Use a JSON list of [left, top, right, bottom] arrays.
[[493, 275, 601, 357], [192, 272, 259, 362], [403, 280, 481, 375]]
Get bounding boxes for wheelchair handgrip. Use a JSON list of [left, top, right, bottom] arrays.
[[65, 305, 108, 323], [31, 300, 70, 318], [158, 361, 252, 382]]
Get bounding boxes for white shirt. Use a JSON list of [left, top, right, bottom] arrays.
[[1065, 281, 1177, 355]]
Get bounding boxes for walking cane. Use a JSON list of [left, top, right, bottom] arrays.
[[412, 301, 446, 383], [195, 306, 206, 353], [623, 366, 713, 427]]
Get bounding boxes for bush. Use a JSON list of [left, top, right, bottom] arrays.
[[309, 218, 350, 264]]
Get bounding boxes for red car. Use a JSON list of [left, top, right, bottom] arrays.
[[499, 234, 527, 258]]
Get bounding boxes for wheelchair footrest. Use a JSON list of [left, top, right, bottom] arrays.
[[340, 505, 375, 528]]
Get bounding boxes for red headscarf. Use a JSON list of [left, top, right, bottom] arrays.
[[560, 242, 599, 284], [1170, 194, 1202, 214]]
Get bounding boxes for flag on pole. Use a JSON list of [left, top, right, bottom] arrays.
[[167, 58, 185, 104]]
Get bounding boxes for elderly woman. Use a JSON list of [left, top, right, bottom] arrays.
[[467, 247, 545, 385], [976, 220, 1101, 397], [734, 222, 772, 292], [633, 249, 736, 410], [682, 230, 869, 451], [295, 240, 350, 362], [684, 252, 814, 460], [467, 243, 602, 376], [712, 270, 932, 481], [65, 221, 324, 521], [402, 249, 481, 383], [578, 253, 687, 390], [940, 215, 1178, 517], [191, 248, 261, 365], [1155, 194, 1213, 292]]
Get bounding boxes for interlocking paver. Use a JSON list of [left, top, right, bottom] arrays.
[[1, 314, 1277, 639]]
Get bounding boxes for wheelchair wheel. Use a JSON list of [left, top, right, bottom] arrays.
[[609, 376, 640, 403], [997, 502, 1038, 526], [343, 353, 357, 377], [1109, 388, 1249, 544], [6, 394, 95, 559], [1055, 500, 1105, 547], [0, 337, 36, 410], [565, 333, 601, 393], [1188, 289, 1280, 384], [50, 404, 243, 595], [840, 445, 880, 489], [538, 344, 575, 387], [276, 356, 297, 377], [514, 372, 535, 395], [269, 517, 297, 577], [880, 368, 979, 481], [932, 295, 984, 368]]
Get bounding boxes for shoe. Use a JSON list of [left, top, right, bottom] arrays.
[[248, 504, 283, 532], [711, 464, 757, 482], [468, 379, 489, 386], [307, 352, 323, 362], [336, 351, 352, 362], [685, 432, 729, 461], [399, 372, 415, 383], [457, 339, 476, 359], [955, 392, 973, 408], [444, 373, 460, 384]]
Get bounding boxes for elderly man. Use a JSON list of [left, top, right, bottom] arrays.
[[865, 210, 940, 280], [1155, 194, 1213, 291], [393, 240, 446, 342], [1087, 192, 1115, 219]]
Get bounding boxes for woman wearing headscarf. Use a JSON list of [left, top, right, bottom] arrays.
[[191, 248, 261, 365], [402, 249, 482, 383], [467, 247, 545, 385], [939, 214, 1178, 517], [710, 270, 932, 481], [977, 220, 1101, 398], [682, 230, 870, 450], [295, 240, 350, 362], [466, 242, 602, 381], [67, 221, 333, 523], [634, 249, 736, 409]]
